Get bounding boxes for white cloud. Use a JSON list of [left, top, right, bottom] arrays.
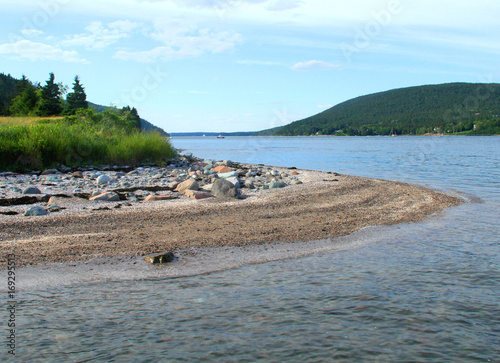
[[291, 60, 337, 71], [115, 23, 242, 62], [20, 29, 44, 38], [0, 40, 87, 63], [61, 20, 141, 50]]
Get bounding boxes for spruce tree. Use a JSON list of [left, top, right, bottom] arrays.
[[37, 73, 63, 116], [9, 82, 40, 116], [65, 76, 88, 115]]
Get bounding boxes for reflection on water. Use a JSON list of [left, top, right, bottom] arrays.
[[18, 137, 500, 362]]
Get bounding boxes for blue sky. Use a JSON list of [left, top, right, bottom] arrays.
[[1, 0, 499, 132]]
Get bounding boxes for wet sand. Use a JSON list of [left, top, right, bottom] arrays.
[[0, 168, 462, 269]]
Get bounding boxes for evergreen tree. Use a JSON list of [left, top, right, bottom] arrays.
[[37, 72, 63, 116], [9, 81, 40, 116], [0, 73, 20, 115], [65, 76, 88, 115]]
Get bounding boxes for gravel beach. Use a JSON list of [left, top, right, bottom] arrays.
[[0, 159, 462, 268]]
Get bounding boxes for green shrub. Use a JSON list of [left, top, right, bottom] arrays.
[[0, 110, 176, 170]]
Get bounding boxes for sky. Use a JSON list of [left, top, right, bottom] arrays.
[[1, 0, 499, 133]]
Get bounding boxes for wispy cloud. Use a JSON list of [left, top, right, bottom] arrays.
[[0, 40, 87, 63], [114, 22, 242, 62], [61, 20, 140, 50], [291, 60, 337, 71]]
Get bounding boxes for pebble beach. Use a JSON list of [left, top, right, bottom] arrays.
[[0, 155, 462, 269]]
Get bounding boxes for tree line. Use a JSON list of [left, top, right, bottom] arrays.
[[1, 72, 89, 117], [0, 72, 142, 129]]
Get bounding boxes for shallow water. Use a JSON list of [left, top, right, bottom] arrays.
[[13, 136, 500, 361]]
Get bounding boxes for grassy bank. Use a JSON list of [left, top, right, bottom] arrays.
[[0, 110, 176, 171]]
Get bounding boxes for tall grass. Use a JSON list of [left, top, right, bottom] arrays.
[[0, 112, 176, 171]]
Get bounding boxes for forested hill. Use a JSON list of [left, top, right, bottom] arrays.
[[257, 83, 500, 136], [88, 102, 168, 136]]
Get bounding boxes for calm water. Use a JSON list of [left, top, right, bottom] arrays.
[[14, 137, 500, 362]]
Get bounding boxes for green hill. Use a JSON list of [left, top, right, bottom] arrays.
[[257, 83, 500, 136], [88, 102, 168, 136]]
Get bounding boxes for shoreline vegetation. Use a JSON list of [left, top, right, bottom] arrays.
[[0, 159, 462, 269], [1, 72, 175, 171]]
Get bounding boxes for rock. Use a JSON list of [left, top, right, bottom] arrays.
[[291, 180, 303, 185], [218, 171, 239, 179], [71, 171, 84, 178], [24, 206, 49, 217], [96, 175, 113, 185], [145, 194, 177, 202], [244, 178, 255, 189], [184, 190, 212, 200], [22, 187, 41, 195], [269, 181, 286, 189], [292, 171, 299, 176], [211, 165, 231, 173], [144, 251, 175, 264], [211, 179, 239, 199], [225, 176, 241, 188], [175, 179, 200, 193], [89, 192, 120, 202]]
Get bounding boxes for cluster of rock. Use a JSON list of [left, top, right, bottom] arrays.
[[0, 155, 303, 217]]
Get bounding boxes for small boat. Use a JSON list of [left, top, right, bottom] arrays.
[[217, 135, 225, 139]]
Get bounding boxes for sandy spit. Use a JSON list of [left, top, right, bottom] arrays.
[[0, 168, 462, 269]]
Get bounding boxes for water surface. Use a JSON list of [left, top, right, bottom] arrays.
[[15, 136, 500, 362]]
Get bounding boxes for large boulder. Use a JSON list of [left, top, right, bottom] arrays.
[[211, 179, 239, 199], [175, 179, 199, 193], [225, 176, 241, 188]]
